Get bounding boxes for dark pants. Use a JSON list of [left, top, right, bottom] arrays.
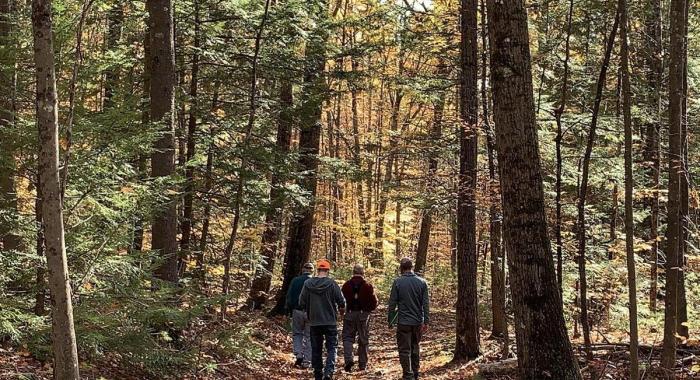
[[396, 324, 421, 380], [342, 310, 370, 369], [310, 325, 338, 380]]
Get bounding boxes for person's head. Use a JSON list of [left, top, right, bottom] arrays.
[[399, 257, 413, 273], [316, 259, 331, 277], [352, 264, 365, 277], [302, 262, 314, 274]]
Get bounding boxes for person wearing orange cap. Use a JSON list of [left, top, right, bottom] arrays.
[[299, 259, 346, 380]]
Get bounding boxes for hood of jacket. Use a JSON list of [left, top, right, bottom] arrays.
[[304, 276, 335, 294]]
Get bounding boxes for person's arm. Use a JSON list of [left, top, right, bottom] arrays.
[[285, 278, 295, 314], [367, 283, 378, 312], [422, 281, 430, 325], [388, 280, 398, 326], [298, 283, 308, 312], [335, 283, 346, 319]]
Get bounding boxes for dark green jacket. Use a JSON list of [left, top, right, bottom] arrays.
[[388, 272, 430, 326], [285, 273, 311, 314]]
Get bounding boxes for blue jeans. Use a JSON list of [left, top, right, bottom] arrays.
[[292, 309, 311, 364], [310, 325, 338, 379]]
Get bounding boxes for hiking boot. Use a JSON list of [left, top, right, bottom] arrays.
[[294, 357, 303, 368], [323, 376, 333, 380], [300, 361, 311, 369], [344, 362, 354, 372]]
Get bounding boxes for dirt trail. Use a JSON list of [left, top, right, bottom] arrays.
[[239, 308, 506, 380]]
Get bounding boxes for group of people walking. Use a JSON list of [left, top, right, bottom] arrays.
[[285, 258, 430, 380]]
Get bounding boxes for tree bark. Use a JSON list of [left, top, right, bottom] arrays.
[[643, 0, 662, 313], [619, 0, 639, 376], [270, 0, 328, 316], [0, 0, 20, 252], [676, 0, 689, 340], [147, 0, 178, 283], [414, 63, 448, 274], [480, 0, 505, 339], [574, 7, 620, 360], [31, 0, 80, 376], [663, 0, 687, 369], [486, 0, 580, 378], [179, 0, 200, 276], [553, 0, 574, 291], [454, 0, 480, 361]]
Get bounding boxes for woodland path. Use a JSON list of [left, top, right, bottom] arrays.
[[237, 308, 508, 380]]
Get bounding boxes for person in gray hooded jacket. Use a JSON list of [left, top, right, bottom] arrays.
[[299, 259, 346, 380]]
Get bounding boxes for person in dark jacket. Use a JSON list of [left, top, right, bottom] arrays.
[[388, 258, 430, 380], [341, 264, 377, 372], [286, 262, 314, 368], [299, 259, 346, 380]]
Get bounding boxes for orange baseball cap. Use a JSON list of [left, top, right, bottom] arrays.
[[316, 259, 331, 270]]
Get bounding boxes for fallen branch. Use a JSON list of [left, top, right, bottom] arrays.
[[477, 358, 518, 376]]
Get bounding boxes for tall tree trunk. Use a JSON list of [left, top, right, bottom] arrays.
[[147, 0, 178, 283], [34, 173, 46, 316], [196, 84, 220, 287], [130, 31, 150, 254], [0, 0, 19, 252], [553, 0, 574, 291], [414, 65, 447, 273], [179, 0, 200, 277], [249, 78, 292, 309], [619, 0, 639, 376], [663, 0, 687, 369], [574, 7, 620, 360], [31, 0, 80, 377], [270, 0, 328, 316], [676, 0, 689, 340], [480, 0, 505, 339], [644, 0, 662, 313], [486, 0, 581, 377], [454, 0, 480, 361]]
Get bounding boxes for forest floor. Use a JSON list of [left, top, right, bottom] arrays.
[[1, 304, 699, 379]]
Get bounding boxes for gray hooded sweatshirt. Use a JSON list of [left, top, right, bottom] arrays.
[[299, 276, 346, 327]]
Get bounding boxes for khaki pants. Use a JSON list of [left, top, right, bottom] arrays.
[[342, 310, 370, 369]]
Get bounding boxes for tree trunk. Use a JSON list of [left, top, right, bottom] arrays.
[[34, 173, 46, 316], [147, 0, 178, 283], [553, 0, 574, 291], [180, 0, 200, 276], [644, 0, 662, 313], [454, 0, 480, 361], [480, 0, 505, 339], [0, 0, 20, 252], [249, 79, 292, 309], [130, 31, 150, 255], [619, 0, 639, 376], [486, 0, 580, 378], [574, 7, 620, 360], [414, 71, 446, 273], [663, 0, 687, 369], [31, 0, 80, 377], [270, 0, 328, 316], [676, 0, 689, 340]]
